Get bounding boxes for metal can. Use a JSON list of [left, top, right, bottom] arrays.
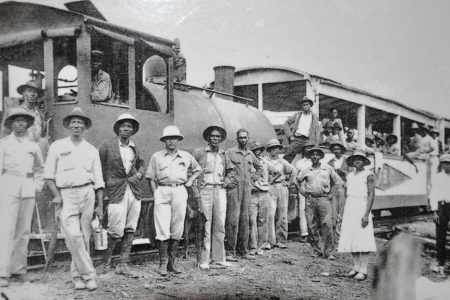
[[94, 228, 108, 250]]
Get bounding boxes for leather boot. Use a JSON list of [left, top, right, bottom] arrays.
[[167, 239, 182, 274], [99, 235, 117, 274], [158, 240, 169, 276], [116, 231, 138, 278]]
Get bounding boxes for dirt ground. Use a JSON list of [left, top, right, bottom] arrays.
[[0, 235, 447, 300]]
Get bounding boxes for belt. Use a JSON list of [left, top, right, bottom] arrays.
[[204, 183, 222, 187], [158, 182, 184, 187], [2, 169, 33, 178], [293, 135, 308, 139], [59, 182, 92, 190], [308, 193, 329, 198]]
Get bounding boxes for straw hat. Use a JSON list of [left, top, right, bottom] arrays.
[[250, 141, 265, 152], [329, 141, 346, 152], [346, 150, 371, 166], [306, 147, 325, 159], [202, 125, 227, 143], [3, 107, 35, 129], [113, 113, 140, 135], [160, 125, 184, 141], [299, 96, 313, 106], [439, 154, 450, 163], [63, 107, 92, 129], [266, 139, 283, 150], [17, 80, 45, 97]]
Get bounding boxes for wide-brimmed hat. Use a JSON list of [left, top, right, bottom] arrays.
[[411, 122, 419, 129], [299, 96, 314, 106], [306, 147, 325, 159], [266, 138, 283, 150], [4, 107, 35, 129], [113, 113, 139, 135], [250, 141, 265, 152], [440, 154, 450, 163], [17, 80, 45, 97], [160, 125, 184, 141], [333, 122, 342, 131], [253, 178, 271, 192], [301, 141, 316, 155], [63, 107, 92, 129], [386, 134, 398, 144], [329, 141, 346, 152], [203, 125, 227, 143], [346, 150, 371, 166], [428, 126, 439, 136]]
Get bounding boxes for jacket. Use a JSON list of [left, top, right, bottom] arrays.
[[99, 137, 145, 204], [282, 111, 321, 145]]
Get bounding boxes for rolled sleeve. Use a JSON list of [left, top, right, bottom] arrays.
[[92, 150, 105, 189], [189, 154, 202, 173], [43, 144, 57, 180], [145, 155, 157, 180]]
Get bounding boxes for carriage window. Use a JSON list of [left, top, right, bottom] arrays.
[[135, 55, 166, 112], [57, 65, 77, 101]]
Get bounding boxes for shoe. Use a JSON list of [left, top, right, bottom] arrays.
[[354, 272, 367, 281], [240, 254, 256, 260], [73, 277, 86, 290], [116, 263, 139, 278], [261, 243, 271, 250], [199, 263, 210, 270], [326, 255, 336, 261], [256, 249, 264, 256], [86, 278, 98, 291], [275, 243, 287, 249], [226, 255, 238, 262], [298, 236, 308, 243], [0, 277, 9, 287], [248, 250, 256, 256], [347, 270, 358, 278], [216, 261, 233, 267]]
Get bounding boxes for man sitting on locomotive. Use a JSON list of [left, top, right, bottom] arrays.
[[90, 50, 113, 103]]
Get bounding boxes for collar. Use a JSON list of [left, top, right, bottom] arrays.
[[235, 146, 251, 155], [118, 138, 135, 148], [164, 149, 182, 158], [308, 163, 326, 171], [205, 145, 224, 154]]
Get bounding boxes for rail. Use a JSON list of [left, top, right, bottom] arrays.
[[173, 82, 254, 103]]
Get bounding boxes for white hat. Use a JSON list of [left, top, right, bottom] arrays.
[[114, 113, 139, 135], [160, 125, 184, 141]]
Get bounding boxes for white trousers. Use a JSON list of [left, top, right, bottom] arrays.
[[154, 186, 187, 241], [107, 185, 141, 238], [0, 193, 35, 277]]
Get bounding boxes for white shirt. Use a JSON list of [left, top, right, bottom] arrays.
[[119, 139, 136, 174], [203, 151, 224, 185], [44, 137, 105, 189], [295, 112, 312, 137], [429, 171, 450, 211], [333, 157, 344, 169], [430, 138, 439, 156], [295, 158, 312, 173]]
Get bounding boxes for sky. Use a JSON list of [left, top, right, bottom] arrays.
[[4, 0, 450, 118]]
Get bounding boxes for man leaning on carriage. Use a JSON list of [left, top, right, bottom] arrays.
[[1, 80, 449, 291]]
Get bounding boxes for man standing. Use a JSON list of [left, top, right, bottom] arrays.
[[296, 147, 343, 259], [145, 126, 201, 276], [98, 114, 145, 278], [282, 96, 321, 163], [91, 50, 113, 102], [248, 142, 273, 255], [225, 129, 263, 261], [328, 141, 349, 241], [44, 107, 104, 291], [0, 108, 44, 287], [192, 125, 236, 269], [266, 139, 296, 249]]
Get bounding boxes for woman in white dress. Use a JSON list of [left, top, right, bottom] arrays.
[[338, 150, 376, 281]]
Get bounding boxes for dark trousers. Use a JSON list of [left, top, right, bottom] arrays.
[[305, 195, 334, 257], [225, 182, 252, 256], [436, 202, 450, 266], [283, 136, 309, 163]]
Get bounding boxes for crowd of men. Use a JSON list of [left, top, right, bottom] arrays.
[[1, 79, 449, 291]]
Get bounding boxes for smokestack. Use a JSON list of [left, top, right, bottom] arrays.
[[213, 65, 235, 100]]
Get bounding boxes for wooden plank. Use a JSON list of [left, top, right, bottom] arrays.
[[76, 25, 91, 104], [128, 45, 136, 108], [43, 38, 54, 116]]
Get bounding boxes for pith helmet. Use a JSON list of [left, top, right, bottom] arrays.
[[440, 154, 450, 163], [160, 125, 184, 141], [301, 141, 316, 155], [203, 125, 227, 143], [306, 147, 325, 159], [411, 122, 419, 129], [346, 150, 371, 166], [299, 96, 314, 106], [63, 107, 92, 129], [329, 141, 346, 152], [114, 113, 140, 135], [250, 141, 265, 152], [4, 107, 35, 129], [17, 80, 45, 97], [266, 139, 283, 150]]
